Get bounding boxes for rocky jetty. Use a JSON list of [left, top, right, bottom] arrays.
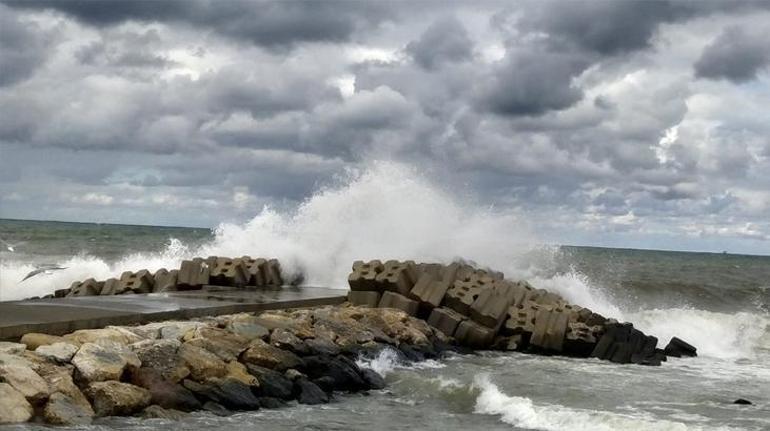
[[0, 305, 442, 425], [2, 256, 697, 425]]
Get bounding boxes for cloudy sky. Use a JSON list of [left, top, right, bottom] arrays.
[[1, 1, 769, 254]]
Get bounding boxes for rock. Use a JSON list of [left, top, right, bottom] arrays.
[[36, 343, 79, 364], [183, 378, 260, 411], [131, 339, 189, 382], [302, 355, 367, 392], [72, 343, 128, 383], [258, 397, 287, 409], [86, 381, 151, 417], [733, 398, 752, 405], [94, 339, 141, 369], [0, 382, 33, 424], [284, 368, 306, 381], [0, 363, 50, 402], [183, 327, 249, 362], [43, 392, 95, 425], [245, 365, 294, 400], [241, 339, 304, 371], [64, 327, 142, 345], [270, 328, 309, 355], [359, 368, 386, 390], [141, 405, 187, 420], [305, 337, 341, 356], [160, 321, 210, 341], [202, 401, 232, 416], [664, 337, 697, 358], [20, 333, 74, 350], [130, 368, 201, 412], [225, 361, 258, 387], [253, 312, 314, 339], [0, 342, 26, 355], [311, 376, 336, 393], [226, 315, 270, 341], [178, 343, 227, 382], [294, 378, 328, 405]]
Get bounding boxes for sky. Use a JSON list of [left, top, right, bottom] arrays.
[[0, 1, 769, 255]]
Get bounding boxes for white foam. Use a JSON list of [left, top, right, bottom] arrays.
[[472, 374, 734, 431], [356, 348, 402, 377]]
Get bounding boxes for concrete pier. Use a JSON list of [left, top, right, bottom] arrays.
[[0, 286, 346, 340]]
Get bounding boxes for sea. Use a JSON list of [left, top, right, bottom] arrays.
[[0, 165, 768, 430]]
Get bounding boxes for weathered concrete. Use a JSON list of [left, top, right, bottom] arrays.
[[0, 287, 346, 340]]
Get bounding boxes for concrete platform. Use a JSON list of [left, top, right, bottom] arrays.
[[0, 286, 347, 340]]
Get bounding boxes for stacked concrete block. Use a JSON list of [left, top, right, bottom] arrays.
[[426, 307, 466, 337], [589, 323, 663, 365], [347, 290, 381, 308], [444, 276, 491, 316], [563, 322, 602, 357], [68, 278, 103, 297], [100, 278, 120, 296], [209, 257, 250, 287], [240, 256, 267, 286], [118, 269, 154, 294], [264, 259, 284, 286], [378, 291, 419, 316], [376, 260, 416, 296], [529, 307, 570, 352], [348, 260, 384, 291], [469, 288, 512, 330], [454, 320, 496, 348], [409, 273, 450, 311], [664, 337, 697, 358], [502, 303, 538, 338], [152, 268, 178, 292], [177, 258, 210, 290]]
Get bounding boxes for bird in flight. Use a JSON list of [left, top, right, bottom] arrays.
[[20, 265, 68, 282]]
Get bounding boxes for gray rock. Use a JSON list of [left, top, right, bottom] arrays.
[[131, 339, 188, 382], [226, 315, 270, 340], [43, 392, 95, 425], [0, 382, 33, 424], [36, 343, 79, 364], [72, 343, 128, 383], [295, 378, 328, 405], [0, 342, 26, 356], [183, 378, 260, 411], [270, 328, 309, 355]]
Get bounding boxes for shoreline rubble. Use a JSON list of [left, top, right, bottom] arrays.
[[0, 256, 697, 425]]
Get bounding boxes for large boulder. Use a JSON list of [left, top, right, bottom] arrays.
[[294, 378, 328, 405], [131, 339, 189, 382], [36, 343, 79, 364], [270, 328, 309, 355], [0, 342, 26, 355], [302, 355, 367, 392], [0, 363, 50, 402], [129, 368, 201, 412], [64, 327, 141, 345], [244, 365, 293, 400], [183, 378, 260, 411], [20, 333, 74, 351], [0, 382, 33, 424], [241, 339, 303, 371], [178, 343, 227, 381], [225, 361, 258, 387], [86, 381, 151, 417], [43, 392, 95, 425], [226, 314, 270, 340], [71, 343, 128, 383], [183, 327, 249, 362], [159, 321, 210, 341]]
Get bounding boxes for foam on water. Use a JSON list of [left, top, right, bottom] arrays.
[[472, 374, 734, 431]]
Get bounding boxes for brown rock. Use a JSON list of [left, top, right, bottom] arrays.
[[178, 343, 227, 382], [241, 339, 303, 371], [0, 382, 33, 424], [86, 381, 151, 417]]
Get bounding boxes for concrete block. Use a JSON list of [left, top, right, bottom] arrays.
[[590, 323, 632, 360], [444, 278, 490, 316], [177, 258, 210, 290], [265, 259, 283, 286], [347, 291, 381, 308], [664, 337, 697, 358], [348, 260, 383, 291], [240, 256, 267, 286], [563, 322, 601, 357], [470, 288, 512, 329], [454, 320, 495, 349], [492, 335, 523, 351], [530, 308, 569, 352], [99, 278, 120, 296], [68, 278, 103, 296], [376, 261, 415, 296], [410, 273, 450, 310], [209, 257, 250, 287], [378, 291, 419, 316], [153, 268, 178, 292], [529, 289, 564, 307], [426, 307, 466, 337], [118, 269, 154, 294], [54, 288, 70, 298], [501, 304, 537, 337]]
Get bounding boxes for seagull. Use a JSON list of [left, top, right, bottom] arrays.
[[0, 238, 25, 252], [20, 265, 68, 282]]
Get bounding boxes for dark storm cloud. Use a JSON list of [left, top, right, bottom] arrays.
[[477, 48, 587, 116], [406, 16, 474, 70], [0, 5, 48, 86], [4, 0, 390, 49], [694, 26, 770, 83]]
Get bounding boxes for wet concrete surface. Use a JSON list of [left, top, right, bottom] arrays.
[[0, 286, 347, 340]]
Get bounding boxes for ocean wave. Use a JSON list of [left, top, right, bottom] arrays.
[[472, 374, 735, 431]]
